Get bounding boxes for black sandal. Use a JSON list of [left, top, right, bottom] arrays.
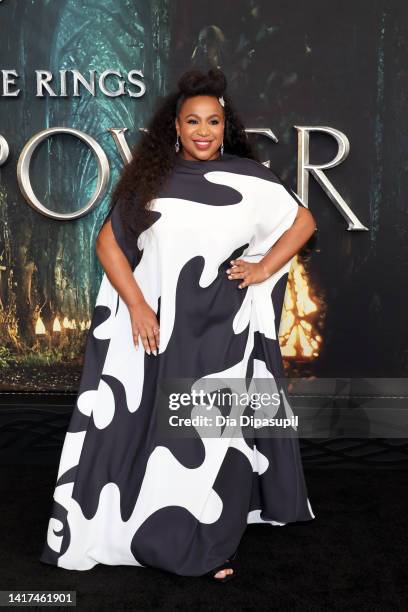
[[206, 549, 238, 583]]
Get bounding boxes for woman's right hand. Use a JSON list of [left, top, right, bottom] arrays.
[[128, 300, 160, 355]]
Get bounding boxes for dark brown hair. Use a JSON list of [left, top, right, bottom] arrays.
[[109, 68, 260, 240]]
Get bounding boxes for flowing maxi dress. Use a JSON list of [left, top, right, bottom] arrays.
[[40, 152, 315, 576]]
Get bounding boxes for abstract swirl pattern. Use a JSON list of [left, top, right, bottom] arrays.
[[40, 153, 315, 576]]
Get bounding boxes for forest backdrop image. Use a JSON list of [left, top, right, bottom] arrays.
[[1, 0, 407, 392]]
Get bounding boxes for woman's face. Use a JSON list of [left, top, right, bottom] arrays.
[[175, 95, 225, 161]]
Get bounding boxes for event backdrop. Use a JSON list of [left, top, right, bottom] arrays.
[[0, 0, 407, 392]]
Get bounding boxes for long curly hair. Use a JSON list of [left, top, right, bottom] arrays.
[[109, 68, 260, 241]]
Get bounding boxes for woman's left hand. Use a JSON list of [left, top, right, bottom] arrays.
[[226, 259, 270, 289]]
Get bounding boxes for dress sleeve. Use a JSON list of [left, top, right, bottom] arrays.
[[97, 199, 139, 269], [249, 168, 304, 257]]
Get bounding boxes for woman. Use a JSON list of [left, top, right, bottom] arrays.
[[40, 68, 316, 582]]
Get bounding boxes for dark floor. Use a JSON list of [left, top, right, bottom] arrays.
[[0, 465, 407, 612]]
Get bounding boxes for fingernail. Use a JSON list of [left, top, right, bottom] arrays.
[[146, 348, 151, 355], [152, 349, 157, 356]]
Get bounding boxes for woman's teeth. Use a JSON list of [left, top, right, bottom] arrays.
[[194, 141, 212, 149]]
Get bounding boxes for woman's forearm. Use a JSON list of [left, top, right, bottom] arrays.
[[261, 206, 316, 277], [95, 219, 145, 310]]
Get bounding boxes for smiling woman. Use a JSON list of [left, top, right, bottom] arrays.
[[40, 68, 316, 584], [175, 94, 225, 160]]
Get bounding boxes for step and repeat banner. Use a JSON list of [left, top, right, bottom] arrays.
[[0, 0, 407, 393]]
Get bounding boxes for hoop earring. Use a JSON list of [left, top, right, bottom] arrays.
[[175, 134, 180, 153], [220, 141, 224, 155]]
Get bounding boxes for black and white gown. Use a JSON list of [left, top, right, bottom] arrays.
[[40, 153, 315, 576]]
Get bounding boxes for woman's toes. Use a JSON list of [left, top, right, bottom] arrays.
[[215, 568, 233, 579], [215, 569, 227, 579]]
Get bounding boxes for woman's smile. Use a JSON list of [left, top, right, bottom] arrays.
[[192, 139, 213, 150]]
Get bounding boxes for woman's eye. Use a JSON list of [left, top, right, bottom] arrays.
[[186, 119, 219, 124]]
